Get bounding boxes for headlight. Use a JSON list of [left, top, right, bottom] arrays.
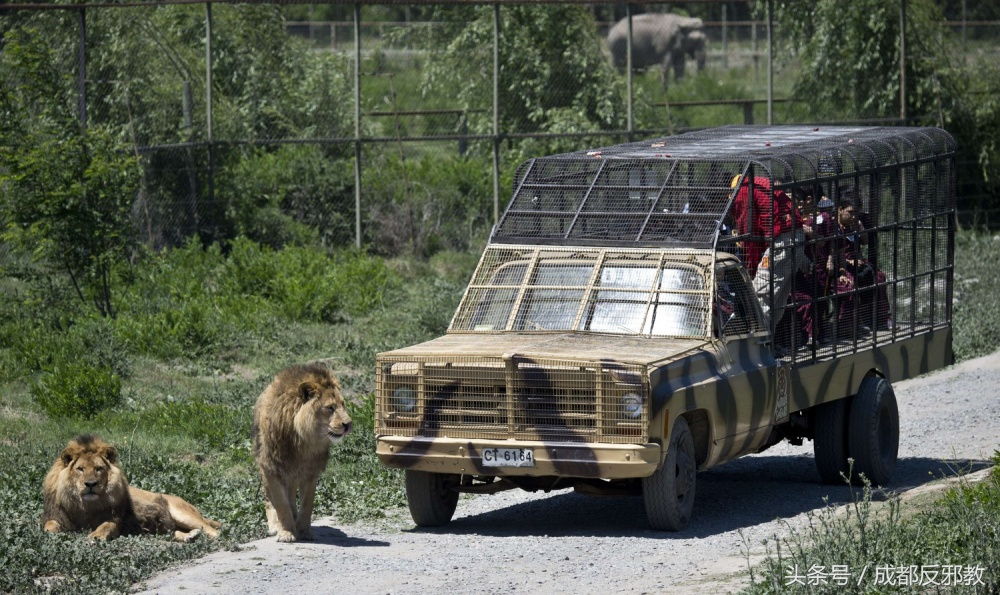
[[609, 369, 643, 386], [621, 392, 643, 419], [391, 386, 417, 412]]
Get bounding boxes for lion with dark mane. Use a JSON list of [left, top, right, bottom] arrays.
[[41, 434, 221, 542], [252, 362, 353, 542]]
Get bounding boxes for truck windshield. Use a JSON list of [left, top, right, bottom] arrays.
[[451, 248, 711, 338]]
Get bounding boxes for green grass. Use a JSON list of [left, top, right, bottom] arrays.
[[0, 230, 997, 593], [953, 231, 1000, 361], [741, 457, 1000, 594], [0, 238, 473, 594]]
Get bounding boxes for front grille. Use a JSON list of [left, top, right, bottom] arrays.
[[376, 355, 648, 444]]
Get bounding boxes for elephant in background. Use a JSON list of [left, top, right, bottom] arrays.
[[607, 13, 707, 86], [677, 29, 707, 79]]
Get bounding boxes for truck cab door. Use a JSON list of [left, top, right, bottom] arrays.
[[714, 265, 779, 456]]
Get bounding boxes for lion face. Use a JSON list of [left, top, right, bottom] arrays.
[[294, 376, 353, 444], [56, 436, 124, 509], [70, 451, 113, 502]]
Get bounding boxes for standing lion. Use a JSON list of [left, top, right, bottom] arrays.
[[252, 362, 353, 542], [41, 434, 221, 542]]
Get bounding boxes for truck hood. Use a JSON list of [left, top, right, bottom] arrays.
[[377, 332, 710, 367]]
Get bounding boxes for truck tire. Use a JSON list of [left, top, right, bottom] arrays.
[[642, 416, 696, 531], [848, 377, 899, 486], [405, 470, 459, 527], [813, 397, 852, 484]]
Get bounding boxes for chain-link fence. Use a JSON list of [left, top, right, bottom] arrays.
[[2, 1, 998, 254]]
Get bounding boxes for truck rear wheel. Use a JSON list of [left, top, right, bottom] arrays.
[[813, 397, 852, 484], [848, 377, 899, 486], [405, 470, 460, 527], [642, 416, 696, 531]]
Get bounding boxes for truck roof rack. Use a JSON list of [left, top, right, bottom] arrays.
[[492, 125, 956, 249]]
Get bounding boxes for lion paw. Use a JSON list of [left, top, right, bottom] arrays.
[[177, 528, 202, 543], [276, 530, 297, 543]]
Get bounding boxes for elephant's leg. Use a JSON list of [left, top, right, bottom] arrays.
[[672, 51, 686, 81]]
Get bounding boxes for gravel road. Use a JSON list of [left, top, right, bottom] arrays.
[[136, 350, 1000, 595]]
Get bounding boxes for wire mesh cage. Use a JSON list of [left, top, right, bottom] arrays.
[[491, 125, 956, 364], [449, 246, 714, 339]]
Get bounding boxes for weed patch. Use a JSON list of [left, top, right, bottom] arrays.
[[31, 364, 124, 420], [743, 456, 1000, 594]]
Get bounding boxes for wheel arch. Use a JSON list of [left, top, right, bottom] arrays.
[[844, 367, 885, 400], [680, 409, 711, 468], [864, 367, 885, 381]]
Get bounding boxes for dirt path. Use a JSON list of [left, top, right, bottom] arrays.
[[136, 351, 1000, 595]]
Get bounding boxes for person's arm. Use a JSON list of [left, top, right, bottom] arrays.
[[854, 218, 868, 245]]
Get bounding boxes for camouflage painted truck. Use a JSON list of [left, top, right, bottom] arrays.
[[374, 125, 956, 530]]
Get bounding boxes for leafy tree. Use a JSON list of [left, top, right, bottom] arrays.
[[407, 5, 625, 151], [81, 4, 357, 247], [2, 5, 358, 251], [769, 0, 951, 121], [0, 27, 140, 319], [768, 0, 1000, 212]]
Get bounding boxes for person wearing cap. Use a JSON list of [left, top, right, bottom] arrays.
[[791, 190, 837, 345], [730, 175, 811, 336]]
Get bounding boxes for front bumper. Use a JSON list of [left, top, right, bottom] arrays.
[[377, 436, 661, 479]]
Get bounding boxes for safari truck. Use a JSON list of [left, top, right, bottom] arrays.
[[374, 126, 956, 530]]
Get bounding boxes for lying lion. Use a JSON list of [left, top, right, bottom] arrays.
[[41, 434, 221, 542], [252, 362, 353, 542]]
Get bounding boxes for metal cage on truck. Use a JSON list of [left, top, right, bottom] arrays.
[[493, 125, 955, 364], [375, 125, 956, 531]]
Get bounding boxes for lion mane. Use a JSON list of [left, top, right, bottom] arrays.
[[41, 434, 221, 542], [252, 362, 353, 542]]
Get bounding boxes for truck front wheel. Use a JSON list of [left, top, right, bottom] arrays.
[[642, 416, 697, 531], [405, 470, 460, 527], [848, 377, 899, 486]]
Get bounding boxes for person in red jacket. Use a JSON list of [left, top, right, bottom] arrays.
[[731, 175, 810, 335]]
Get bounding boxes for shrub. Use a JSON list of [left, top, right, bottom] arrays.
[[363, 153, 493, 257], [953, 232, 1000, 361], [220, 144, 354, 249], [336, 250, 397, 317], [31, 364, 123, 419], [0, 36, 141, 318], [1, 315, 132, 383]]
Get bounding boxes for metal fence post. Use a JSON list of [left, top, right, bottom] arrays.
[[78, 8, 86, 131], [721, 4, 729, 70], [626, 4, 633, 141], [900, 0, 907, 123], [354, 2, 363, 249], [767, 0, 774, 125], [493, 3, 500, 226], [205, 2, 215, 240]]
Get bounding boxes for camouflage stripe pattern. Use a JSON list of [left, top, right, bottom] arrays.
[[375, 125, 955, 485]]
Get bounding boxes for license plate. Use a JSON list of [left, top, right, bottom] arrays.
[[482, 447, 535, 468]]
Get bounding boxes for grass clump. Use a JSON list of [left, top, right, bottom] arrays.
[[0, 235, 472, 593], [742, 456, 1000, 594], [953, 231, 1000, 361]]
